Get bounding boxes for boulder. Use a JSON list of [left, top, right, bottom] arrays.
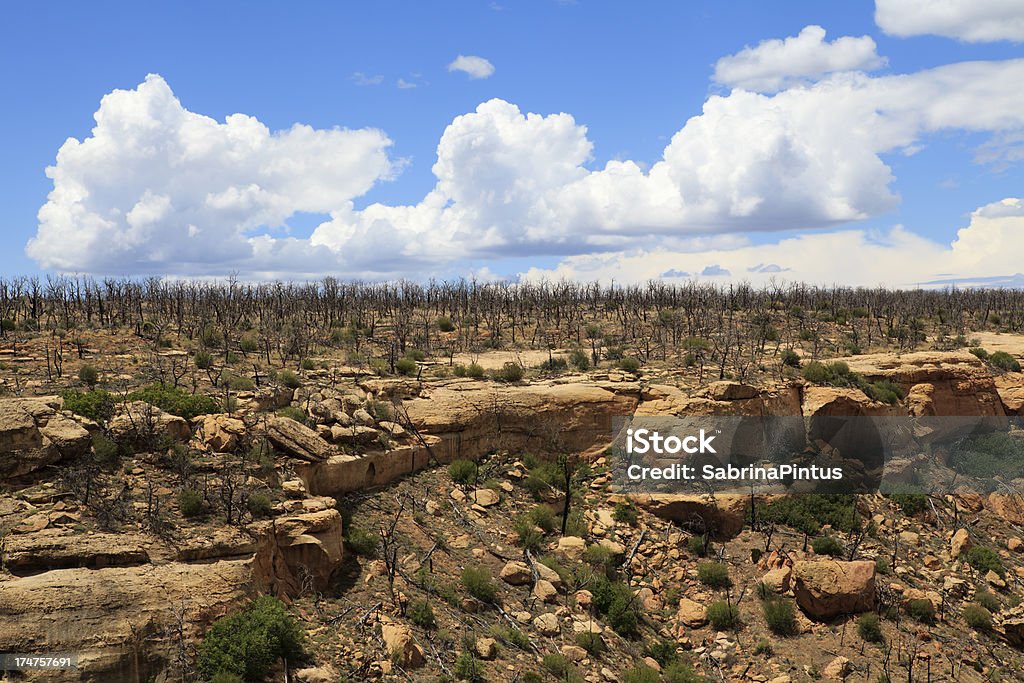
[[792, 560, 876, 619], [823, 656, 851, 680], [951, 528, 972, 558], [266, 416, 334, 462], [500, 561, 532, 586], [475, 637, 497, 660], [471, 488, 500, 507], [109, 401, 191, 444], [533, 579, 558, 603], [675, 598, 708, 627], [380, 618, 425, 668], [252, 509, 344, 594], [1001, 604, 1024, 649], [195, 414, 245, 452], [622, 493, 748, 538], [536, 561, 564, 589], [329, 424, 380, 445], [0, 398, 91, 478], [533, 612, 560, 635], [761, 566, 792, 594]]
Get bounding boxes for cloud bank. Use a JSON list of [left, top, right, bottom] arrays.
[[713, 25, 886, 92], [876, 0, 1024, 42], [26, 52, 1024, 281]]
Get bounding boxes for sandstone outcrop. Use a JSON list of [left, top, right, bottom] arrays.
[[792, 560, 876, 619], [0, 397, 91, 478], [621, 493, 748, 538], [195, 414, 246, 452], [266, 415, 334, 462], [109, 401, 191, 444]]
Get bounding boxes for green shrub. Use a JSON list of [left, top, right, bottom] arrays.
[[200, 325, 223, 349], [539, 357, 568, 373], [863, 379, 905, 405], [279, 369, 301, 389], [687, 535, 708, 557], [454, 652, 484, 682], [495, 362, 524, 382], [758, 493, 858, 534], [857, 612, 883, 643], [990, 351, 1021, 372], [663, 662, 707, 683], [466, 362, 485, 379], [612, 501, 639, 526], [569, 348, 590, 371], [963, 603, 993, 632], [512, 516, 544, 552], [589, 575, 639, 636], [762, 598, 798, 636], [240, 334, 260, 353], [542, 654, 581, 683], [781, 348, 801, 368], [91, 433, 121, 469], [582, 544, 616, 570], [812, 535, 845, 558], [436, 316, 456, 332], [618, 357, 641, 373], [529, 504, 558, 532], [127, 384, 218, 420], [951, 432, 1024, 480], [210, 672, 244, 683], [78, 364, 99, 387], [461, 566, 497, 603], [697, 562, 731, 588], [622, 665, 659, 683], [345, 526, 379, 557], [194, 349, 214, 369], [907, 598, 935, 624], [965, 545, 1004, 577], [969, 347, 989, 360], [802, 360, 853, 385], [408, 599, 435, 629], [246, 494, 273, 519], [448, 459, 477, 486], [875, 557, 892, 575], [178, 488, 205, 518], [395, 357, 417, 376], [706, 600, 739, 630], [887, 492, 929, 516], [974, 589, 1001, 613], [224, 373, 254, 391], [61, 389, 117, 424], [197, 596, 303, 681], [491, 625, 531, 650], [276, 406, 309, 425], [753, 639, 773, 656], [574, 631, 605, 656]]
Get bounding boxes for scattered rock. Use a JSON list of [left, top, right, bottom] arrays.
[[533, 579, 558, 603], [823, 656, 851, 680], [675, 598, 708, 627], [266, 416, 334, 462], [792, 560, 876, 619], [475, 637, 497, 660], [533, 612, 560, 635], [471, 489, 500, 507], [380, 618, 425, 669], [950, 528, 972, 558], [557, 536, 587, 557]]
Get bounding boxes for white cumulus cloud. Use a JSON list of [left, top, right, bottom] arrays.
[[520, 198, 1024, 288], [714, 25, 887, 92], [876, 0, 1024, 42], [27, 74, 396, 275], [448, 55, 495, 79], [25, 58, 1024, 279]]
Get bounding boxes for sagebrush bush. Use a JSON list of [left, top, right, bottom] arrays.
[[758, 493, 858, 534], [197, 596, 303, 681], [279, 369, 301, 389], [178, 488, 204, 518], [61, 389, 117, 424], [454, 652, 484, 682], [697, 562, 731, 588], [436, 316, 456, 332], [663, 661, 706, 683], [448, 459, 477, 486], [542, 653, 581, 683], [762, 598, 798, 636], [569, 348, 590, 371], [907, 598, 935, 624], [618, 357, 641, 373], [812, 535, 845, 557], [461, 565, 497, 603], [706, 600, 739, 630], [622, 665, 659, 683], [246, 494, 272, 518], [990, 350, 1021, 372], [857, 612, 883, 643], [395, 357, 417, 376], [687, 535, 709, 557], [408, 599, 436, 629], [574, 631, 605, 656], [78, 364, 99, 387], [963, 603, 993, 632], [974, 589, 1001, 613], [345, 526, 379, 557], [495, 361, 524, 382], [612, 501, 639, 526], [127, 384, 218, 419], [965, 545, 1005, 577]]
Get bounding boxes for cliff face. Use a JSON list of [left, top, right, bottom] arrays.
[[1, 352, 1022, 681]]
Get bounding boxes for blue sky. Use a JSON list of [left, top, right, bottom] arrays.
[[3, 1, 1024, 285]]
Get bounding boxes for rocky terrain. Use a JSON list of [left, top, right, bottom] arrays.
[[3, 342, 1024, 682]]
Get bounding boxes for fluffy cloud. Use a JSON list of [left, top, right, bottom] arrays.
[[876, 0, 1024, 42], [713, 25, 886, 92], [27, 74, 395, 275], [521, 198, 1024, 287], [26, 59, 1024, 278], [448, 55, 495, 79]]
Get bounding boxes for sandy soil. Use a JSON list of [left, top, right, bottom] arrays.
[[967, 331, 1024, 355], [449, 348, 569, 369]]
